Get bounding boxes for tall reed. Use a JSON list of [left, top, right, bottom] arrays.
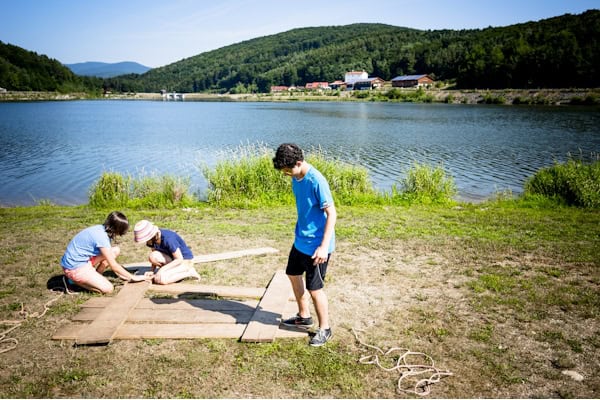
[[524, 156, 600, 208], [88, 171, 194, 209], [391, 162, 457, 204]]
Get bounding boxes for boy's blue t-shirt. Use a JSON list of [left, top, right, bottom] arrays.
[[151, 229, 194, 260], [61, 225, 111, 270], [292, 164, 335, 256]]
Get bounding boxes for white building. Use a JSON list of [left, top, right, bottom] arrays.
[[344, 71, 368, 85]]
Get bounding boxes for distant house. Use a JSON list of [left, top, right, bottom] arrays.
[[344, 71, 368, 85], [391, 74, 435, 88], [0, 87, 7, 93], [305, 82, 330, 90], [354, 77, 386, 90], [329, 80, 346, 90], [270, 86, 289, 93]]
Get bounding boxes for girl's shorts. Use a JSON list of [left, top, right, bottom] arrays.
[[63, 259, 112, 293]]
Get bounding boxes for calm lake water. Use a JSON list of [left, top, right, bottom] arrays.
[[0, 100, 599, 206]]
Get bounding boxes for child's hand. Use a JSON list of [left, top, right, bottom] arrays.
[[129, 275, 149, 282]]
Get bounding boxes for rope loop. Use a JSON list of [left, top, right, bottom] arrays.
[[1, 290, 68, 354], [352, 328, 453, 396]]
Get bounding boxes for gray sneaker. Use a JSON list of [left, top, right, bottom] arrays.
[[309, 328, 332, 347], [282, 313, 314, 329]]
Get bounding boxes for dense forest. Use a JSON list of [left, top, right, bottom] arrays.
[[1, 10, 598, 94], [0, 41, 102, 93]]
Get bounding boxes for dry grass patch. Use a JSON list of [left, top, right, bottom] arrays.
[[0, 204, 598, 398]]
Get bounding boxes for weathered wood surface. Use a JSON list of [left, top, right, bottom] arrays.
[[73, 281, 149, 345], [123, 246, 279, 269], [54, 322, 306, 340], [82, 297, 259, 310], [53, 269, 308, 343], [241, 270, 293, 342], [147, 282, 265, 298], [73, 307, 255, 324]]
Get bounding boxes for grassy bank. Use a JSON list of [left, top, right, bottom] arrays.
[[3, 87, 600, 105], [0, 197, 598, 398], [1, 151, 599, 397]]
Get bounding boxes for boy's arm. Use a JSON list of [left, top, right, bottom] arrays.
[[312, 204, 337, 265]]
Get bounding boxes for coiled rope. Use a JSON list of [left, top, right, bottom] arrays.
[[352, 328, 453, 396], [0, 279, 74, 354]]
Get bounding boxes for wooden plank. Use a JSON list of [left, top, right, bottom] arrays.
[[116, 323, 246, 339], [194, 247, 279, 263], [148, 282, 265, 298], [241, 270, 292, 343], [52, 323, 87, 340], [73, 308, 254, 324], [123, 247, 279, 269], [53, 320, 306, 340], [74, 281, 149, 345], [81, 297, 259, 311]]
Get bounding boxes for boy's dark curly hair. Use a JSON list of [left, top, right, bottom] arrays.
[[103, 211, 129, 240], [273, 143, 304, 169]]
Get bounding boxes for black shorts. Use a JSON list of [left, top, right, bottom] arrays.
[[286, 245, 330, 291]]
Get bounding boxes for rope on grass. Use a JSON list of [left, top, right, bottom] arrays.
[[352, 328, 453, 396], [0, 285, 72, 354]]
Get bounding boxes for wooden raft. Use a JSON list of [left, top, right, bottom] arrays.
[[53, 249, 307, 344]]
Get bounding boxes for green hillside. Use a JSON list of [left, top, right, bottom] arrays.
[[0, 41, 102, 92], [107, 9, 599, 93], [2, 9, 599, 94]]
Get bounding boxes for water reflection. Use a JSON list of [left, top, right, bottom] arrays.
[[0, 101, 598, 205]]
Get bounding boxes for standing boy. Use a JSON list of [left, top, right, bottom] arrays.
[[273, 143, 337, 346]]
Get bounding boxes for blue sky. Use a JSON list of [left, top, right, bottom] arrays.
[[1, 0, 598, 68]]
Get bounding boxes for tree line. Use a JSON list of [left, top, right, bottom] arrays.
[[1, 10, 598, 94]]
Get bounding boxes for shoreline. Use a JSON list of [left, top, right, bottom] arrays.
[[1, 87, 599, 105]]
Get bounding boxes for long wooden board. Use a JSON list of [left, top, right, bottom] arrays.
[[53, 321, 306, 340], [73, 307, 254, 324], [123, 246, 279, 269], [73, 281, 150, 345], [147, 283, 265, 298], [82, 297, 259, 311], [241, 270, 293, 342]]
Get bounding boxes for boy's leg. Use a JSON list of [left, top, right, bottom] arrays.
[[309, 288, 329, 330], [288, 274, 311, 317]]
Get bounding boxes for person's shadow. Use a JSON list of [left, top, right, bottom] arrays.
[[46, 274, 87, 293]]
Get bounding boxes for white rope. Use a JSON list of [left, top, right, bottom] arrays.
[[0, 289, 68, 354], [352, 328, 453, 396]]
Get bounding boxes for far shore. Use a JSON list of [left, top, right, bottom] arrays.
[[1, 87, 599, 105]]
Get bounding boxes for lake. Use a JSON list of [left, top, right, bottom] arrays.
[[0, 100, 598, 206]]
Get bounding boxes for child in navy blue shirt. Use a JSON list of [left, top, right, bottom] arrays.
[[133, 220, 200, 284]]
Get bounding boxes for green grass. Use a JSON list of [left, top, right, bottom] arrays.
[[524, 156, 600, 208], [88, 145, 599, 211]]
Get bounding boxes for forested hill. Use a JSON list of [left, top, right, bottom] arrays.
[[109, 9, 599, 93], [0, 41, 101, 92], [1, 9, 599, 94]]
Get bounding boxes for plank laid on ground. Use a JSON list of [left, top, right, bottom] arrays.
[[193, 247, 279, 263], [73, 307, 254, 324], [74, 281, 149, 345], [241, 270, 293, 342], [147, 282, 265, 298], [53, 323, 246, 340], [82, 297, 259, 310], [123, 247, 279, 269], [117, 323, 246, 339]]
